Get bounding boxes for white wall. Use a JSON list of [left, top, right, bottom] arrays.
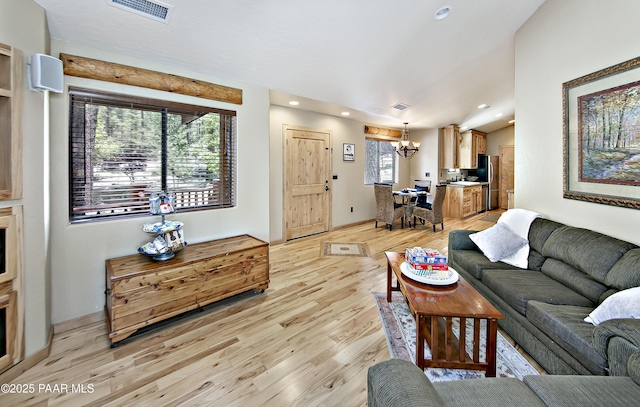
[[408, 128, 440, 187], [515, 0, 640, 245], [486, 125, 514, 156], [0, 0, 50, 357], [269, 105, 413, 242], [48, 40, 270, 324]]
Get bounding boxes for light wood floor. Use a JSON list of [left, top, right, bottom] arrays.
[[5, 211, 536, 406]]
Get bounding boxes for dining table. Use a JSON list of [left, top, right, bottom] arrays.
[[393, 188, 432, 206]]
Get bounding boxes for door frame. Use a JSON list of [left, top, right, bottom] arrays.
[[282, 124, 333, 241]]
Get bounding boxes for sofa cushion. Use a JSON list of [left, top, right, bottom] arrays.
[[434, 378, 545, 407], [605, 248, 640, 291], [541, 258, 608, 304], [482, 269, 594, 315], [451, 250, 520, 280], [527, 218, 564, 254], [526, 301, 605, 374], [541, 226, 636, 285], [523, 375, 640, 407]]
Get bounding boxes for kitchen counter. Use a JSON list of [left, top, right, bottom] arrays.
[[447, 181, 482, 187], [443, 183, 484, 218]]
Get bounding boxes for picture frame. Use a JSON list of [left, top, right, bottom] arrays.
[[563, 56, 640, 209], [343, 143, 355, 161]]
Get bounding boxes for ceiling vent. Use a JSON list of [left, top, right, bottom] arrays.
[[107, 0, 174, 24], [391, 102, 410, 111]]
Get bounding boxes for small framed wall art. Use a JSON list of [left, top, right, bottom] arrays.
[[343, 143, 355, 161]]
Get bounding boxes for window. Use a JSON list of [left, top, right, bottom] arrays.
[[69, 88, 236, 222], [364, 138, 397, 185]]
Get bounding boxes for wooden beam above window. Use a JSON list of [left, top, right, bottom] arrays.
[[59, 53, 243, 105], [364, 125, 402, 138]]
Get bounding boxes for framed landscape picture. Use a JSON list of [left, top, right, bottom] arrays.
[[563, 56, 640, 209]]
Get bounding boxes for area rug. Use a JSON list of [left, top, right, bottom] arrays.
[[479, 213, 501, 223], [321, 242, 370, 257], [374, 292, 539, 382]]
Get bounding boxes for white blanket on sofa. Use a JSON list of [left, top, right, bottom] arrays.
[[497, 209, 542, 268]]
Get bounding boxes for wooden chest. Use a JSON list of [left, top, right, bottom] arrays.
[[105, 234, 269, 345]]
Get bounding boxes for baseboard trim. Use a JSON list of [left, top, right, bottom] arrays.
[[0, 326, 53, 384], [53, 311, 104, 334], [273, 219, 375, 246]]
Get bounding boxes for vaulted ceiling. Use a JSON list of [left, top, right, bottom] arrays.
[[34, 0, 545, 132]]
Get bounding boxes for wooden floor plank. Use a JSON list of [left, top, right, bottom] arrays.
[[5, 212, 515, 406]]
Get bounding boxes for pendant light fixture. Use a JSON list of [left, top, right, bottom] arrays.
[[390, 122, 420, 159]]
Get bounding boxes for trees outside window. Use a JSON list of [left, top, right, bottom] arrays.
[[364, 138, 397, 185], [69, 88, 236, 222]]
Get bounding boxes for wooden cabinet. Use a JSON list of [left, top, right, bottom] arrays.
[[477, 132, 487, 155], [0, 206, 24, 373], [443, 185, 483, 219], [459, 130, 487, 169], [105, 234, 269, 345], [440, 125, 460, 169], [0, 43, 22, 201]]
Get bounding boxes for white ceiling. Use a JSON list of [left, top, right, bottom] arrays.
[[34, 0, 545, 133]]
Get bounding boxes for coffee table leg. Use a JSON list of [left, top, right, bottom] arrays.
[[386, 262, 392, 302], [416, 314, 424, 369], [486, 318, 498, 377]]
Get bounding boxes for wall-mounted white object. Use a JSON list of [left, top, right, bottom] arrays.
[[27, 54, 63, 93]]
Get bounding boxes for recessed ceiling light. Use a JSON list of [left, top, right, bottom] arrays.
[[478, 103, 490, 109], [508, 119, 516, 124], [341, 112, 350, 116], [289, 101, 299, 106], [495, 113, 503, 118], [434, 5, 451, 20]]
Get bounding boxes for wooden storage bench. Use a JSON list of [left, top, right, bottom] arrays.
[[105, 234, 269, 345]]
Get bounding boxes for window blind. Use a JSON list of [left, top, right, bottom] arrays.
[[69, 87, 236, 222]]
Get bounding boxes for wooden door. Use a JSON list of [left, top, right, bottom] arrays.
[[499, 145, 514, 209], [284, 125, 332, 240]]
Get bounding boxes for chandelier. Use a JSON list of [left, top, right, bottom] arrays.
[[390, 122, 420, 159]]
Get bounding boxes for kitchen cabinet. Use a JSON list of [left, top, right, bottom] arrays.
[[440, 125, 460, 169], [459, 130, 487, 169], [443, 185, 483, 219], [477, 132, 487, 155]]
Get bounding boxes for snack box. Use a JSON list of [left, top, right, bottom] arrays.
[[409, 262, 449, 271], [405, 247, 447, 265]]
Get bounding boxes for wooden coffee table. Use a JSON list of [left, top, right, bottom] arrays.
[[385, 252, 503, 376]]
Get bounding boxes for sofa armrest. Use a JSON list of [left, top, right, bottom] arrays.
[[448, 229, 480, 251], [593, 318, 640, 375], [368, 359, 446, 407]]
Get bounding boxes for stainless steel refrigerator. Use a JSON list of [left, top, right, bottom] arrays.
[[476, 155, 500, 211]]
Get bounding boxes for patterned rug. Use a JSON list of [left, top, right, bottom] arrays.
[[374, 291, 539, 382], [321, 242, 370, 257]]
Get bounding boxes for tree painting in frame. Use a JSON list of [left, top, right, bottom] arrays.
[[563, 56, 640, 209]]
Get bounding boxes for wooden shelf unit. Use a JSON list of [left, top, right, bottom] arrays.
[[105, 234, 270, 345], [0, 42, 23, 201], [0, 206, 24, 373]]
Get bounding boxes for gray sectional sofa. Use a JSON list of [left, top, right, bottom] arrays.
[[368, 353, 640, 407], [367, 217, 640, 406], [447, 218, 640, 376]]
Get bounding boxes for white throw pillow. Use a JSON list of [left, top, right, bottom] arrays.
[[584, 287, 640, 326], [469, 222, 529, 263], [497, 209, 542, 268]]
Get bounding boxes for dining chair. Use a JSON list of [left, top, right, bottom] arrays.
[[374, 183, 405, 230], [409, 184, 447, 232]]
